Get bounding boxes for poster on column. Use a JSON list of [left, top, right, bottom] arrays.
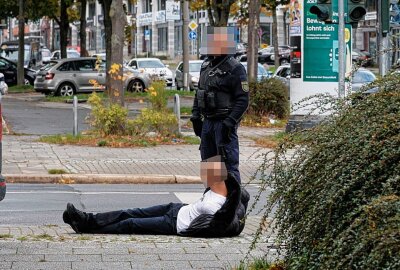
[[289, 0, 352, 116], [303, 0, 352, 82], [289, 0, 302, 79]]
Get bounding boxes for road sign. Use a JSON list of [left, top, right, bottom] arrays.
[[188, 31, 197, 40], [144, 29, 150, 41], [188, 21, 198, 31]]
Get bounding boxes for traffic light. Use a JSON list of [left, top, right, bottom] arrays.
[[310, 0, 333, 23], [382, 0, 390, 36], [346, 0, 367, 27]]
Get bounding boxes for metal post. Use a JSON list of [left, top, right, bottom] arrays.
[[174, 94, 181, 135], [378, 0, 389, 76], [73, 96, 78, 136], [182, 0, 190, 91], [0, 92, 5, 201], [338, 0, 346, 98]]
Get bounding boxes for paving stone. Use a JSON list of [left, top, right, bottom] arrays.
[[0, 249, 16, 255], [44, 254, 101, 262], [0, 262, 12, 269], [17, 247, 72, 255], [73, 247, 128, 255], [72, 261, 131, 270], [102, 254, 159, 262], [0, 254, 44, 262], [11, 262, 71, 270], [131, 261, 192, 270], [159, 253, 218, 261]]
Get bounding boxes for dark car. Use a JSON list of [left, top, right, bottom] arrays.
[[240, 46, 290, 65], [0, 56, 36, 85], [352, 49, 373, 67]]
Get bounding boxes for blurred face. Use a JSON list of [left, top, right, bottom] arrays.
[[200, 27, 237, 56], [200, 160, 228, 188]]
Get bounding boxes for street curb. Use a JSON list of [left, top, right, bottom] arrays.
[[3, 174, 202, 184]]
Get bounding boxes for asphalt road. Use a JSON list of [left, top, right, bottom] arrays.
[[0, 183, 268, 226], [2, 95, 90, 135]]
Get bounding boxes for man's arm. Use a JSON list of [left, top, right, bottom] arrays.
[[224, 64, 249, 127]]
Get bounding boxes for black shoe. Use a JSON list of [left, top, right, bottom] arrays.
[[65, 203, 89, 233], [63, 209, 81, 233]]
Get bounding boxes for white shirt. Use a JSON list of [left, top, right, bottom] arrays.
[[176, 190, 227, 234]]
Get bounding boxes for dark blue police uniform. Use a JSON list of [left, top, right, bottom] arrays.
[[191, 55, 249, 183]]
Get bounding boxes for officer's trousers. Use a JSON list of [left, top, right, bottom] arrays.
[[83, 203, 184, 235], [200, 118, 241, 183]]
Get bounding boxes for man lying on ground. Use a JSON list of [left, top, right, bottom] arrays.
[[63, 155, 250, 237]]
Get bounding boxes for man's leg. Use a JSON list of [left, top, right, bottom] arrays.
[[214, 121, 241, 183], [89, 203, 184, 235], [200, 119, 218, 161], [91, 203, 182, 227]]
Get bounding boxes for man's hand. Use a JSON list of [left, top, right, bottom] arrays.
[[191, 118, 203, 137], [221, 118, 235, 143]]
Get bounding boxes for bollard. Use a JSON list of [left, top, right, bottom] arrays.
[[0, 91, 6, 201], [73, 96, 78, 136], [174, 94, 181, 135]]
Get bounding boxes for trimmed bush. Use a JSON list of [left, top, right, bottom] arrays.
[[251, 72, 400, 270], [248, 78, 289, 119]]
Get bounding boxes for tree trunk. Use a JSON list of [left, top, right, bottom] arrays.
[[80, 0, 89, 57], [60, 0, 69, 59], [109, 0, 126, 106], [247, 0, 260, 82], [208, 0, 235, 26], [17, 0, 25, 86], [272, 7, 279, 68], [100, 0, 112, 93]]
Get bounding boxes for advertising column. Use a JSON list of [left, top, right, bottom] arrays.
[[289, 0, 351, 118]]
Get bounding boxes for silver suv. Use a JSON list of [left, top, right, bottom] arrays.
[[34, 58, 151, 96]]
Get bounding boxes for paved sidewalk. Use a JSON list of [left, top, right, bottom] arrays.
[[2, 127, 280, 184], [0, 217, 279, 270]]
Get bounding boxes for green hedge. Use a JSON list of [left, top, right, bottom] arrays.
[[248, 78, 289, 119], [252, 72, 400, 270]]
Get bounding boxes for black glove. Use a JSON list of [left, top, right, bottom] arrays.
[[191, 118, 203, 137], [221, 118, 235, 143]]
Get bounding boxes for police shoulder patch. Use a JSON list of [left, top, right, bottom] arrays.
[[241, 81, 249, 92]]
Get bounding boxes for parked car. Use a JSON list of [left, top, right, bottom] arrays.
[[175, 60, 202, 90], [352, 49, 373, 67], [34, 57, 151, 96], [127, 58, 173, 87], [0, 56, 36, 85], [42, 48, 52, 63], [257, 46, 291, 65], [241, 62, 270, 81], [0, 73, 8, 95], [239, 45, 291, 65], [51, 49, 80, 60], [351, 68, 377, 93], [273, 63, 291, 88], [235, 43, 247, 59]]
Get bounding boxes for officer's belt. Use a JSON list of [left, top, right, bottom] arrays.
[[204, 109, 231, 119]]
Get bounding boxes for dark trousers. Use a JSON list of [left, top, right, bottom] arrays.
[[85, 203, 185, 235], [200, 119, 241, 183]]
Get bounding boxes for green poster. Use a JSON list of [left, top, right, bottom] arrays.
[[303, 1, 351, 82]]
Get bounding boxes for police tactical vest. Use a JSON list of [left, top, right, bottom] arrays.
[[197, 56, 240, 118]]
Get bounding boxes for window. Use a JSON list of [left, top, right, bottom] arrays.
[[130, 60, 138, 69], [0, 59, 8, 68], [74, 60, 95, 71], [58, 62, 75, 71], [158, 27, 168, 51], [158, 0, 166, 10], [89, 2, 96, 18]]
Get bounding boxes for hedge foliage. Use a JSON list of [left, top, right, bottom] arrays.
[[250, 72, 400, 270], [248, 78, 289, 119]]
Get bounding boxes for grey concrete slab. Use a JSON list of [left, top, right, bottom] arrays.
[[11, 262, 72, 270]]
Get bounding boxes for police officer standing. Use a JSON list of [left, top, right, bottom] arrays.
[[191, 27, 249, 184]]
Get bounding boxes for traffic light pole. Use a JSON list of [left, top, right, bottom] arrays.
[[378, 0, 389, 76], [338, 0, 346, 98]]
